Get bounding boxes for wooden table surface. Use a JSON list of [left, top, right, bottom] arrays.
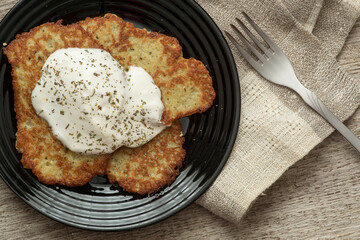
[[1, 0, 360, 239]]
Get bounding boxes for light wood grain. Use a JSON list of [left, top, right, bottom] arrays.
[[1, 0, 360, 239]]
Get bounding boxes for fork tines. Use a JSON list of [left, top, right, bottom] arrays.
[[225, 12, 277, 65]]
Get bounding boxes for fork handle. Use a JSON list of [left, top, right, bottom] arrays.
[[298, 87, 360, 152]]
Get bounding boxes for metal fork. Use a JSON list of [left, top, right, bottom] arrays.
[[225, 12, 360, 153]]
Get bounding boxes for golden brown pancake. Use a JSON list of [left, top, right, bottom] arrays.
[[3, 22, 110, 187], [79, 13, 216, 125], [78, 14, 214, 193], [107, 120, 185, 195], [4, 14, 213, 194]]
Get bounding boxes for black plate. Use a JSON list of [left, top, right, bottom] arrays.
[[0, 0, 240, 231]]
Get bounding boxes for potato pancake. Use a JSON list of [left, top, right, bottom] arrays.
[[4, 14, 212, 194], [79, 13, 216, 125], [107, 120, 185, 195], [3, 22, 110, 187]]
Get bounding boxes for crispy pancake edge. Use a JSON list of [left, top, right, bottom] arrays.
[[4, 21, 111, 187], [79, 13, 216, 125], [107, 121, 186, 195]]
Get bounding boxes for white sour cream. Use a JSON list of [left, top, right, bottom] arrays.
[[31, 48, 166, 154]]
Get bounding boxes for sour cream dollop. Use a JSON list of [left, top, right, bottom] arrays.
[[31, 48, 166, 154]]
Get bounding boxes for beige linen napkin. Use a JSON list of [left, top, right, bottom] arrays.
[[195, 0, 360, 224]]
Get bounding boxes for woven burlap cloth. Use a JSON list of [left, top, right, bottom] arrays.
[[194, 0, 360, 224]]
